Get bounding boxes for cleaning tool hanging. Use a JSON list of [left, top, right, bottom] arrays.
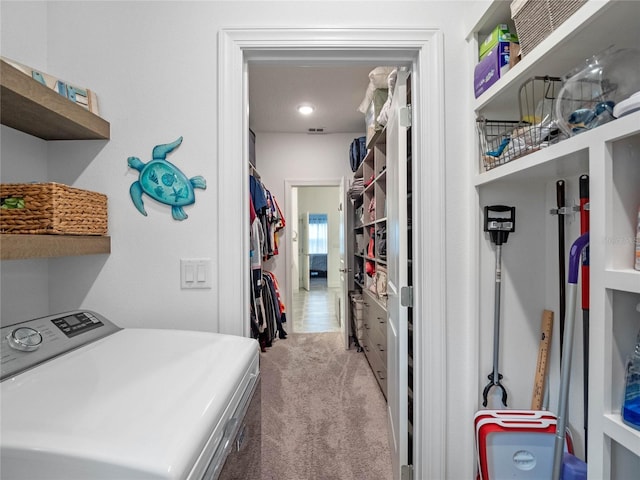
[[555, 180, 567, 363], [552, 232, 589, 480], [482, 205, 516, 408], [578, 174, 590, 457]]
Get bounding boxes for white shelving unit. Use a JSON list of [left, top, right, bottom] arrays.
[[352, 128, 389, 398], [469, 1, 640, 478]]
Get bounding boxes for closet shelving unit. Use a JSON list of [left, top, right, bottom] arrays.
[[470, 1, 640, 478], [0, 59, 111, 260], [353, 127, 389, 399]]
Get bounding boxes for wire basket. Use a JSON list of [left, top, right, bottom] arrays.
[[477, 119, 523, 170], [477, 76, 563, 171]]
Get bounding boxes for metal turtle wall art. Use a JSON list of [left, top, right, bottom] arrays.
[[127, 137, 206, 221]]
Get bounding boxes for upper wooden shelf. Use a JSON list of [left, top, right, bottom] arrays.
[[0, 234, 111, 260], [0, 59, 110, 140]]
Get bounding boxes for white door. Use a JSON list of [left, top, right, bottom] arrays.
[[299, 212, 310, 291], [338, 176, 350, 349], [386, 70, 410, 480]]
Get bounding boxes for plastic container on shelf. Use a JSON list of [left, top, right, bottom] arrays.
[[622, 302, 640, 431], [555, 47, 640, 137]]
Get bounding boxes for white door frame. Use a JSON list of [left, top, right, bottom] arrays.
[[217, 28, 447, 479]]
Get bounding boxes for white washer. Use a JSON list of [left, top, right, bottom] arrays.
[[0, 310, 261, 480]]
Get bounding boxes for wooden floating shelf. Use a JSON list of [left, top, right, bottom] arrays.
[[0, 234, 111, 260], [0, 59, 110, 140]]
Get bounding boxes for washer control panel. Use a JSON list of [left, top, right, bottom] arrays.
[[1, 310, 121, 381], [50, 311, 104, 338]]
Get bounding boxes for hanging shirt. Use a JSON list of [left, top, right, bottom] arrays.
[[250, 175, 267, 213], [250, 195, 257, 224]]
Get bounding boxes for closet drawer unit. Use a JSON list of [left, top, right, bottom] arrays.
[[369, 302, 387, 347], [364, 314, 387, 368], [363, 292, 387, 322], [361, 294, 373, 318], [362, 329, 387, 398]]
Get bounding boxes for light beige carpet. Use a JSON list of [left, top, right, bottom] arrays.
[[260, 332, 392, 480]]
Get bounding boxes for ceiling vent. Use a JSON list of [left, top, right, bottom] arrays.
[[307, 128, 326, 134]]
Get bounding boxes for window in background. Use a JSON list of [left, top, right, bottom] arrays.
[[308, 213, 328, 254]]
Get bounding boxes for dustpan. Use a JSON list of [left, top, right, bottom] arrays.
[[475, 410, 573, 480]]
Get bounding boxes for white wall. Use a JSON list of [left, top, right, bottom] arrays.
[[1, 2, 482, 478], [0, 2, 50, 324]]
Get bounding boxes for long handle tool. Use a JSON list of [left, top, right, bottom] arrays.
[[579, 174, 590, 458], [482, 205, 516, 408], [556, 180, 567, 362], [552, 232, 589, 480]]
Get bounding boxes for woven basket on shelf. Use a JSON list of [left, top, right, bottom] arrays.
[[0, 182, 107, 235], [511, 0, 586, 57]]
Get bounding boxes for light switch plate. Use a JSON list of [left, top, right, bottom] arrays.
[[180, 258, 212, 289]]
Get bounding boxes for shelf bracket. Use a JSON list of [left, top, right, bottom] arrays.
[[549, 204, 580, 216]]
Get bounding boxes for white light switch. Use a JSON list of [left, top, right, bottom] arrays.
[[180, 258, 212, 289], [197, 264, 206, 282], [185, 265, 195, 283]]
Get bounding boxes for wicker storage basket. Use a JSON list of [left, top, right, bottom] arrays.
[[1, 182, 107, 235], [511, 0, 586, 57]]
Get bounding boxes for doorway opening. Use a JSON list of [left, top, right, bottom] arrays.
[[293, 186, 340, 333], [218, 27, 447, 480]]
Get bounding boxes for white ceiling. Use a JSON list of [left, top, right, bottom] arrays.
[[248, 64, 380, 135]]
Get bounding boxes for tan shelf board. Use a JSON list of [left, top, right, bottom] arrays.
[[0, 59, 110, 140], [0, 234, 111, 260]]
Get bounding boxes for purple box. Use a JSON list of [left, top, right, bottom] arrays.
[[474, 42, 513, 98]]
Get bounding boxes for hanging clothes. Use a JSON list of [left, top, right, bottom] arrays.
[[249, 195, 264, 296], [262, 272, 287, 340], [249, 174, 286, 261], [264, 271, 287, 333], [248, 173, 287, 349]]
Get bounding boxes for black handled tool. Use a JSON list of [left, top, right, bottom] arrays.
[[579, 174, 590, 458], [556, 180, 567, 363], [482, 205, 516, 407]]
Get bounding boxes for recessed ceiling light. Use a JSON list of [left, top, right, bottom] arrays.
[[297, 104, 315, 115]]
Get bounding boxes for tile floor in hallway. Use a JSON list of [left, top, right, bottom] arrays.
[[292, 276, 342, 333]]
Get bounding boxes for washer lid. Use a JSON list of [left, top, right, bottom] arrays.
[[1, 328, 259, 480]]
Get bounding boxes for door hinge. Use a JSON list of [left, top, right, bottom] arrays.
[[400, 105, 412, 128], [401, 464, 414, 480], [400, 286, 413, 307]]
